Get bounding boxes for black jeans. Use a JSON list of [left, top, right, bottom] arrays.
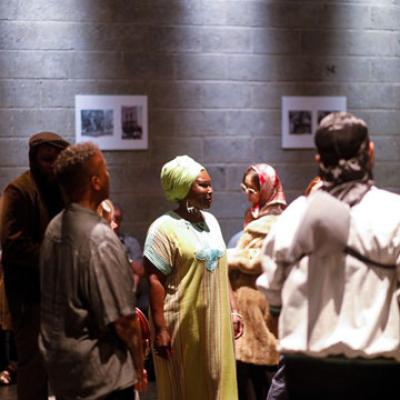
[[284, 355, 400, 400], [237, 360, 277, 400], [104, 387, 136, 400], [6, 301, 48, 400], [0, 330, 17, 370]]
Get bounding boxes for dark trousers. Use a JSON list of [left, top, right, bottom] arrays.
[[284, 355, 400, 400], [56, 387, 137, 400], [6, 298, 47, 400], [237, 360, 277, 400], [267, 358, 288, 400], [0, 330, 17, 370]]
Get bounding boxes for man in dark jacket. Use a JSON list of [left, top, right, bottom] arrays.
[[0, 132, 69, 400]]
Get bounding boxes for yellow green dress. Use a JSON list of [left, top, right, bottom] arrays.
[[144, 210, 237, 400]]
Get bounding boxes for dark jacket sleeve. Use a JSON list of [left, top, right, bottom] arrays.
[[1, 183, 42, 271]]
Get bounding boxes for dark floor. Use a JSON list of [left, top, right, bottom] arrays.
[[0, 382, 158, 400]]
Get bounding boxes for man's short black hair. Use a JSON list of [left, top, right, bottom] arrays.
[[315, 112, 369, 167]]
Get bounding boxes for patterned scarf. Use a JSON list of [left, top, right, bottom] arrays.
[[244, 163, 286, 226]]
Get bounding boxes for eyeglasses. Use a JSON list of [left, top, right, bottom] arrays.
[[240, 183, 258, 195]]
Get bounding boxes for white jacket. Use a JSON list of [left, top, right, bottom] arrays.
[[258, 187, 400, 360]]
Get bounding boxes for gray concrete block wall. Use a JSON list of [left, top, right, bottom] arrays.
[[0, 0, 399, 244]]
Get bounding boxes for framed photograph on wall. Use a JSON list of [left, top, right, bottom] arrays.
[[281, 96, 347, 149], [75, 95, 148, 150]]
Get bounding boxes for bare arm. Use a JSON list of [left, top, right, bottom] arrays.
[[228, 281, 244, 339], [114, 313, 147, 391], [144, 257, 172, 359]]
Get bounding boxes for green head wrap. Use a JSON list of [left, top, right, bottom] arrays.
[[161, 155, 204, 202]]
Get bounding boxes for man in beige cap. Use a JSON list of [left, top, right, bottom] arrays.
[[0, 132, 69, 400]]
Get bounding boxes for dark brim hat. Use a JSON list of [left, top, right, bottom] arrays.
[[29, 132, 69, 150]]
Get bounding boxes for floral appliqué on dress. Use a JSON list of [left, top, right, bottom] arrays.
[[195, 247, 224, 272]]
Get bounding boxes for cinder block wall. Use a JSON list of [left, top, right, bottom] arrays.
[[1, 1, 399, 243]]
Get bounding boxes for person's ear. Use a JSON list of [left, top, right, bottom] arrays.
[[315, 154, 320, 164], [90, 175, 101, 191], [368, 141, 375, 168]]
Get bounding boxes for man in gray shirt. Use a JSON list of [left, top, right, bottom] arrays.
[[39, 142, 145, 400]]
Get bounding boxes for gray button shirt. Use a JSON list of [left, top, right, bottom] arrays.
[[39, 203, 136, 400]]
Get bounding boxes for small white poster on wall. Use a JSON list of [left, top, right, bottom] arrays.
[[75, 95, 148, 150], [281, 96, 347, 149]]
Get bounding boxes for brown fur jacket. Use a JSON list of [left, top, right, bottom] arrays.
[[228, 215, 279, 366]]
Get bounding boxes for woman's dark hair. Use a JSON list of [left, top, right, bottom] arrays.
[[242, 167, 260, 190]]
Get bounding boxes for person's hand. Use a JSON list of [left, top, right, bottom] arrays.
[[153, 327, 173, 359], [231, 312, 244, 340], [131, 260, 145, 277], [135, 368, 148, 392], [130, 260, 144, 289]]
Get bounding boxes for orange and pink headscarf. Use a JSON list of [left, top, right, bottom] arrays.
[[243, 163, 287, 226]]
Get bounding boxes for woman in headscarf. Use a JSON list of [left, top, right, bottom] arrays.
[[144, 155, 242, 400], [228, 163, 286, 400], [242, 164, 286, 227]]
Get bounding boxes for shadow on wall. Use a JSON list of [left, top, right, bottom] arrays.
[[1, 1, 398, 242], [72, 1, 188, 243], [247, 1, 376, 189]]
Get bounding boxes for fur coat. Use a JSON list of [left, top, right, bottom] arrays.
[[228, 214, 279, 366]]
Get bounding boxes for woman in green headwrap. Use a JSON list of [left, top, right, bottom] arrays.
[[144, 155, 242, 400]]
